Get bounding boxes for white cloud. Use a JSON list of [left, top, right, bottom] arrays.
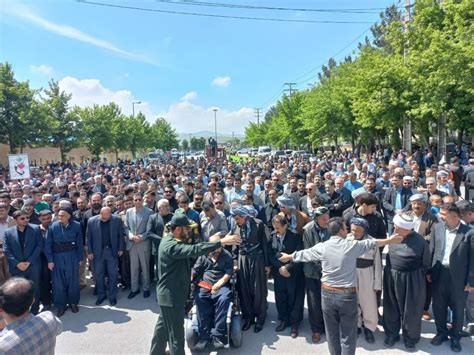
[[211, 76, 231, 88], [58, 76, 252, 134], [159, 98, 253, 134], [58, 76, 154, 118], [180, 91, 198, 102], [29, 64, 54, 76], [2, 1, 154, 65]]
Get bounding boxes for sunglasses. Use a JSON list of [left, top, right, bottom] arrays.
[[18, 217, 29, 221]]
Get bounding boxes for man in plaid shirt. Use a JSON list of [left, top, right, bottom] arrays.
[[0, 277, 62, 354]]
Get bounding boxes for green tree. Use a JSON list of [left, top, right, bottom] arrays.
[[77, 103, 122, 158], [149, 117, 179, 151], [0, 62, 40, 153], [126, 113, 151, 158], [181, 139, 189, 151], [190, 136, 206, 150], [42, 80, 81, 161]]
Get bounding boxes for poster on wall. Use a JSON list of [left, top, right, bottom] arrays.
[[8, 154, 31, 180]]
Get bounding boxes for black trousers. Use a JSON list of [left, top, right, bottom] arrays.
[[432, 265, 468, 340], [119, 250, 131, 288], [237, 253, 267, 326], [273, 271, 305, 326], [39, 253, 52, 307], [306, 277, 325, 333], [383, 267, 425, 343]]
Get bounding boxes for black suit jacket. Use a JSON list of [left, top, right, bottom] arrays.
[[267, 230, 303, 275], [430, 223, 474, 295], [86, 215, 125, 259], [4, 224, 43, 272], [383, 187, 413, 217]]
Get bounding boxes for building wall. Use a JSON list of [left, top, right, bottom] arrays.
[[0, 144, 135, 166]]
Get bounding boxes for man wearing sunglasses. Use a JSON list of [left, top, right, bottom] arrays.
[[3, 210, 43, 314]]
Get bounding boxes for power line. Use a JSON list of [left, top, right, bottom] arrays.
[[256, 26, 371, 109], [292, 27, 372, 85], [155, 0, 393, 14], [76, 1, 374, 24]]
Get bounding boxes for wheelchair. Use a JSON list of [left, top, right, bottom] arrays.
[[185, 273, 242, 350]]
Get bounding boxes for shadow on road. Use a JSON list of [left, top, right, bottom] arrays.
[[60, 306, 132, 333]]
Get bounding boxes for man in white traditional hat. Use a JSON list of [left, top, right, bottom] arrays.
[[407, 193, 438, 320], [382, 214, 431, 351]]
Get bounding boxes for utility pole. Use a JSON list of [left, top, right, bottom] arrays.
[[402, 0, 412, 154], [213, 108, 218, 145], [232, 131, 235, 148], [283, 82, 297, 99], [254, 108, 262, 124], [437, 0, 446, 159]]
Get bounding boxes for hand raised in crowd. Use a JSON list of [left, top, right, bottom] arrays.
[[220, 234, 241, 246]]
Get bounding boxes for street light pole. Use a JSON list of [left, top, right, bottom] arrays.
[[132, 101, 142, 117], [213, 108, 218, 145]]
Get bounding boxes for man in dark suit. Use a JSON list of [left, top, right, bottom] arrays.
[[258, 189, 280, 231], [268, 213, 304, 338], [429, 203, 474, 353], [289, 179, 306, 208], [383, 174, 413, 234], [3, 210, 43, 314], [87, 207, 125, 306]]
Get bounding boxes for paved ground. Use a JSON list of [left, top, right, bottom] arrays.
[[56, 279, 474, 355]]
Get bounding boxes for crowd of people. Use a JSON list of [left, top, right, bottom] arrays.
[[0, 144, 474, 354]]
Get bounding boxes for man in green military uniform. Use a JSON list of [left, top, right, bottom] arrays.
[[150, 212, 241, 355]]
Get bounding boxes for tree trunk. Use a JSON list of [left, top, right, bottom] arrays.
[[60, 146, 66, 163], [457, 129, 464, 149], [115, 149, 119, 162]]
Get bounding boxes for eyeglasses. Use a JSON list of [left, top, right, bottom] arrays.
[[18, 217, 29, 221], [164, 190, 173, 193]]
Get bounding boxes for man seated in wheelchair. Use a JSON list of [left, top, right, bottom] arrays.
[[191, 234, 234, 351]]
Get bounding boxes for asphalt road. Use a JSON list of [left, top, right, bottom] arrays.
[[55, 278, 474, 355]]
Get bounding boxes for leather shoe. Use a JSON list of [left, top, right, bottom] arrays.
[[70, 304, 79, 313], [143, 290, 150, 298], [193, 340, 207, 352], [450, 338, 462, 353], [275, 321, 289, 332], [254, 324, 263, 333], [404, 339, 416, 352], [127, 291, 140, 299], [312, 332, 321, 343], [383, 336, 400, 347], [431, 334, 449, 346], [290, 326, 298, 338], [109, 298, 117, 306], [364, 328, 375, 344], [95, 296, 107, 305], [56, 308, 66, 317], [242, 320, 254, 331]]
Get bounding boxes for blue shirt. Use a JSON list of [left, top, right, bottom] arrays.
[[344, 180, 363, 192]]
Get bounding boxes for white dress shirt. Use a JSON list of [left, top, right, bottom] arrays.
[[441, 223, 460, 266]]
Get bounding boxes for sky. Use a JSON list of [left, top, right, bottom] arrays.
[[0, 0, 398, 135]]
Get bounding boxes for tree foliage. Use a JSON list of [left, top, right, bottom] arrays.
[[245, 0, 473, 152]]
